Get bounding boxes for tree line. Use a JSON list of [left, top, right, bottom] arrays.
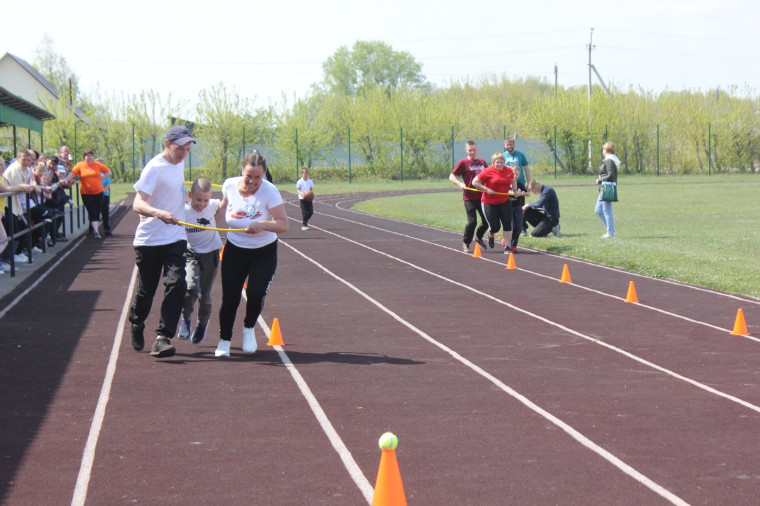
[[2, 38, 758, 183]]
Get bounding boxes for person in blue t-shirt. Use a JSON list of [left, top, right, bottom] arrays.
[[503, 138, 531, 187]]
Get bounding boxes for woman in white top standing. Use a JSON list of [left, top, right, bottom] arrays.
[[216, 152, 289, 357]]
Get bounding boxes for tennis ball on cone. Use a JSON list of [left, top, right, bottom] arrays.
[[378, 432, 398, 450]]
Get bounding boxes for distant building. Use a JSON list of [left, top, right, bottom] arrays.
[[0, 52, 84, 120]]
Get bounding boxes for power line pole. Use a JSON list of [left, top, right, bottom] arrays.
[[554, 63, 558, 94], [587, 27, 595, 172]]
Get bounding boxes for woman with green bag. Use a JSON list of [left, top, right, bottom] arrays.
[[595, 141, 619, 238]]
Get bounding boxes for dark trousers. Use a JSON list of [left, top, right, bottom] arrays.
[[81, 193, 104, 225], [300, 200, 314, 226], [482, 201, 512, 235], [129, 240, 187, 338], [218, 240, 278, 341], [462, 199, 488, 245], [523, 207, 559, 237], [101, 194, 111, 232], [510, 205, 524, 247]]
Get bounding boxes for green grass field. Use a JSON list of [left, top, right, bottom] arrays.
[[350, 175, 760, 299], [110, 175, 760, 299]]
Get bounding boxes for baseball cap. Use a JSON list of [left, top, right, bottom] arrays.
[[165, 125, 196, 146]]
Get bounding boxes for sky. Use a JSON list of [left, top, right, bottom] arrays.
[[3, 0, 760, 120]]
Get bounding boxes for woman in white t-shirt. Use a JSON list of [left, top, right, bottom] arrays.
[[216, 152, 289, 357]]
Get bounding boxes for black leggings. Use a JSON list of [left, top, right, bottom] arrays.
[[482, 201, 512, 235], [218, 240, 278, 341]]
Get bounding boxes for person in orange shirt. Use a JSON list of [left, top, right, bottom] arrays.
[[64, 149, 112, 239]]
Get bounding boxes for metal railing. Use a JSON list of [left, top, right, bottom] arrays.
[[1, 184, 82, 277]]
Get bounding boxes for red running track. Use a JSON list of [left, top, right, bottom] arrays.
[[1, 190, 758, 505]]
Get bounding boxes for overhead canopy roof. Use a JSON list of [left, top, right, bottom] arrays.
[[0, 86, 55, 133]]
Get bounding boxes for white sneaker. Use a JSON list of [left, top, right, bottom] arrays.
[[32, 246, 43, 254], [552, 224, 561, 237], [601, 232, 615, 238], [301, 225, 309, 231], [215, 340, 231, 357], [0, 262, 10, 271], [242, 327, 257, 354], [14, 253, 29, 263]]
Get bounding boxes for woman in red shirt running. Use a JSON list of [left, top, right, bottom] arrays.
[[471, 152, 517, 250]]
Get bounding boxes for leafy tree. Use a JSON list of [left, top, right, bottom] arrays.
[[273, 92, 335, 178], [84, 87, 132, 180], [321, 41, 427, 97], [194, 82, 262, 181], [126, 90, 185, 166], [33, 34, 81, 105]]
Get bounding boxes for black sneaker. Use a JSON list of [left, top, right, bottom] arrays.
[[150, 337, 176, 358], [475, 237, 487, 250], [131, 323, 145, 351], [488, 235, 495, 249], [191, 322, 207, 344]]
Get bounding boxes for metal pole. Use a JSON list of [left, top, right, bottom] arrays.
[[348, 127, 352, 184], [451, 126, 455, 170], [554, 124, 558, 179], [587, 27, 595, 173], [708, 122, 712, 175], [295, 127, 299, 180], [656, 124, 660, 176], [400, 126, 404, 183], [132, 123, 136, 182]]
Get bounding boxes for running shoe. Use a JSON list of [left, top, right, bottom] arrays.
[[215, 339, 231, 357], [242, 327, 257, 354], [150, 337, 175, 358]]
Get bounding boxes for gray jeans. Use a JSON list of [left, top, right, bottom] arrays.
[[182, 248, 220, 324]]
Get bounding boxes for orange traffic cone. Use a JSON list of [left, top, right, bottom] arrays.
[[267, 317, 285, 345], [505, 252, 516, 270], [372, 446, 406, 505], [559, 264, 572, 283], [730, 309, 749, 336], [625, 281, 639, 303], [472, 242, 482, 258]]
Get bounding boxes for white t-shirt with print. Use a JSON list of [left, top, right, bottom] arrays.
[[183, 199, 223, 253], [296, 177, 314, 199], [133, 153, 187, 247], [222, 177, 283, 249]]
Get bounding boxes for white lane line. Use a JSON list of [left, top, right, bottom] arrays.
[[278, 240, 689, 506], [296, 223, 760, 415], [306, 208, 758, 342], [0, 236, 86, 320], [255, 316, 375, 504], [71, 266, 137, 506], [328, 195, 760, 306]]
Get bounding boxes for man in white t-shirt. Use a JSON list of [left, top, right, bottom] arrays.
[[129, 125, 195, 358]]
